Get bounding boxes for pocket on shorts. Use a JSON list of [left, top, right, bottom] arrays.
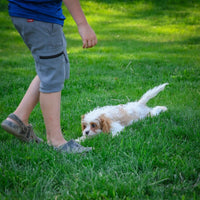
[[35, 51, 70, 92]]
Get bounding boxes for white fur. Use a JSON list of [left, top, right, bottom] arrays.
[[76, 83, 168, 142]]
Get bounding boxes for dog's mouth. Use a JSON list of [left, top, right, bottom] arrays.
[[83, 131, 101, 138], [83, 130, 97, 136], [83, 128, 101, 137]]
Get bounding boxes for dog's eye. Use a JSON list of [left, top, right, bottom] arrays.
[[91, 123, 96, 128]]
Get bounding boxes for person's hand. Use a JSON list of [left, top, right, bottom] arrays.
[[78, 23, 97, 48]]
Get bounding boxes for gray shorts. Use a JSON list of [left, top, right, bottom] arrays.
[[11, 17, 70, 93]]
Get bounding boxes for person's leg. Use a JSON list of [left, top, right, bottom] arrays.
[[40, 91, 67, 147], [14, 75, 66, 146], [2, 75, 43, 143], [12, 75, 40, 125], [5, 75, 66, 146]]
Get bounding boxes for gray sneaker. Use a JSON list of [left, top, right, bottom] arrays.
[[57, 140, 93, 153]]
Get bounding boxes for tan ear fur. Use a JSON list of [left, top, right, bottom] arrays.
[[81, 123, 84, 131], [81, 115, 85, 120], [99, 114, 111, 133], [81, 115, 85, 131]]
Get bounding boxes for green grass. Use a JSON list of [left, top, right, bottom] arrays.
[[0, 0, 200, 199]]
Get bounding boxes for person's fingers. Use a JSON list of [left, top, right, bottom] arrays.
[[82, 39, 87, 48], [91, 40, 95, 48], [87, 40, 92, 48], [84, 38, 97, 48]]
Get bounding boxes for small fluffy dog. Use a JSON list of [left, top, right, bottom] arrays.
[[76, 83, 168, 142]]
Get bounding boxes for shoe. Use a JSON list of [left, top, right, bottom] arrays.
[[1, 113, 43, 143], [56, 140, 92, 153]]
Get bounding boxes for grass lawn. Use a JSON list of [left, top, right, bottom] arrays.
[[0, 0, 200, 199]]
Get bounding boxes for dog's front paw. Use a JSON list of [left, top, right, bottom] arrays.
[[75, 135, 87, 143], [111, 122, 124, 136]]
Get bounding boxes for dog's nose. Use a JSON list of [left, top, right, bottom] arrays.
[[85, 131, 89, 135]]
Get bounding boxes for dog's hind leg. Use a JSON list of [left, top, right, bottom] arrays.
[[150, 106, 167, 116]]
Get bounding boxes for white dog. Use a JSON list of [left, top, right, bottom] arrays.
[[76, 83, 168, 142]]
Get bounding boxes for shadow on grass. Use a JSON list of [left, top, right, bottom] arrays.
[[0, 0, 8, 12]]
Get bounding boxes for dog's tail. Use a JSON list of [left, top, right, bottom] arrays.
[[138, 83, 169, 105]]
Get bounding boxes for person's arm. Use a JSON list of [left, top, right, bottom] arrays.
[[63, 0, 97, 48]]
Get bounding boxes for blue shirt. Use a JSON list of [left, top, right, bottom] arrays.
[[8, 0, 65, 26]]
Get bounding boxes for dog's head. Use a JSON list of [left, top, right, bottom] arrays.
[[81, 114, 111, 136]]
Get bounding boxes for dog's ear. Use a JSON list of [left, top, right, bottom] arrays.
[[81, 115, 85, 131], [81, 115, 85, 120], [99, 115, 111, 133]]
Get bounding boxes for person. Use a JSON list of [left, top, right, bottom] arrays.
[[1, 0, 97, 153]]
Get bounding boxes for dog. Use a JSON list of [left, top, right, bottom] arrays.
[[76, 83, 168, 142]]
